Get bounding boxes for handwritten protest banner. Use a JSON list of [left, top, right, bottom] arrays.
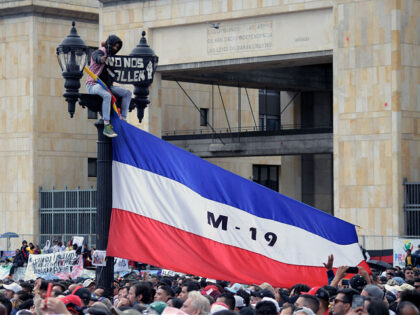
[[72, 236, 84, 248], [24, 251, 83, 280], [105, 55, 157, 85], [393, 238, 420, 267], [161, 269, 185, 277], [92, 250, 106, 266], [114, 257, 129, 273], [0, 265, 11, 280]]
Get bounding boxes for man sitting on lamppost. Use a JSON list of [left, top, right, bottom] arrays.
[[86, 34, 132, 138]]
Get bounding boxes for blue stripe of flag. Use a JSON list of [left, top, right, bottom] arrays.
[[111, 118, 358, 245]]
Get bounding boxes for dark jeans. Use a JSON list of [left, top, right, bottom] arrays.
[[9, 263, 23, 276]]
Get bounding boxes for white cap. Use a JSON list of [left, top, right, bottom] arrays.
[[234, 295, 245, 308], [83, 279, 95, 288], [3, 282, 23, 293], [210, 302, 229, 315]]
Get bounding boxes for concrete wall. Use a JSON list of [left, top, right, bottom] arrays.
[[0, 1, 99, 246], [333, 0, 420, 248], [2, 0, 419, 250]]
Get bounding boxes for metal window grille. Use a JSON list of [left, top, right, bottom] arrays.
[[252, 164, 279, 192], [88, 158, 97, 177], [403, 182, 420, 237], [200, 108, 208, 126], [39, 187, 96, 247]]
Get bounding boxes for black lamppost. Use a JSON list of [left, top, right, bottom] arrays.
[[56, 21, 89, 118], [56, 21, 158, 296], [130, 31, 159, 122]]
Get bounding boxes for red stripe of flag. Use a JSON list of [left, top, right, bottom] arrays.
[[107, 208, 369, 287]]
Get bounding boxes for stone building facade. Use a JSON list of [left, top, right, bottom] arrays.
[[0, 0, 419, 251]]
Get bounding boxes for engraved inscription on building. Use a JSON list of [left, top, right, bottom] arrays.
[[207, 21, 273, 55]]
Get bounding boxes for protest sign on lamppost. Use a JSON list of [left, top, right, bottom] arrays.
[[56, 21, 158, 295]]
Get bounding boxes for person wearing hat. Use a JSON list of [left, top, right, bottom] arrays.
[[293, 307, 315, 315], [233, 296, 245, 312], [395, 283, 415, 293], [349, 274, 367, 293], [86, 34, 132, 138], [83, 279, 96, 293], [330, 266, 369, 291], [20, 241, 28, 263], [391, 277, 405, 286], [224, 283, 242, 295], [41, 297, 73, 315], [250, 289, 275, 308], [73, 287, 92, 307], [147, 301, 168, 315], [307, 287, 330, 315], [210, 302, 229, 315], [58, 295, 83, 314], [361, 284, 384, 301], [52, 282, 67, 296], [200, 285, 220, 301], [3, 282, 23, 301]]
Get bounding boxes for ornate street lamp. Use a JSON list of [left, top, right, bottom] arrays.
[[56, 22, 158, 296], [130, 31, 159, 122], [56, 21, 89, 118]]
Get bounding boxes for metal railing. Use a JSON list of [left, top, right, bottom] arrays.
[[163, 123, 332, 137], [39, 187, 97, 248], [404, 181, 420, 236]]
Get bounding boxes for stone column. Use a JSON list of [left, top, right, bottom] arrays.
[[333, 0, 420, 248]]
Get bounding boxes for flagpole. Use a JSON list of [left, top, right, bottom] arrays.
[[95, 120, 114, 296]]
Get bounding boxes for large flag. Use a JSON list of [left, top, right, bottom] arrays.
[[107, 118, 367, 287]]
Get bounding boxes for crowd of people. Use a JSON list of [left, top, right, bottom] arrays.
[[0, 251, 419, 315]]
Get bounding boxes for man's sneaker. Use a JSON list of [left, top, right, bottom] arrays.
[[103, 124, 118, 138]]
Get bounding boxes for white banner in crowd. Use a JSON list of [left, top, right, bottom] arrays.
[[92, 250, 107, 266], [161, 269, 185, 277], [73, 236, 84, 248], [0, 265, 11, 280], [114, 257, 129, 272], [24, 251, 83, 280], [393, 237, 420, 267]]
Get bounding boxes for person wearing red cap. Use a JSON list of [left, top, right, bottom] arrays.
[[200, 285, 220, 301], [58, 295, 83, 314], [41, 297, 77, 315]]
